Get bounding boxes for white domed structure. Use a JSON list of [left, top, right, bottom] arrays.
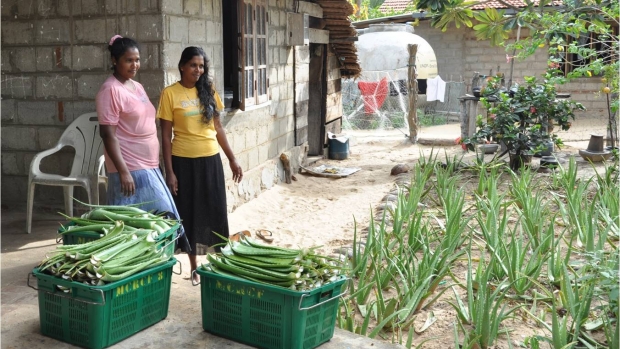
[[356, 23, 438, 82]]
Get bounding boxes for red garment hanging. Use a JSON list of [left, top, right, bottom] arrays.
[[358, 78, 389, 114]]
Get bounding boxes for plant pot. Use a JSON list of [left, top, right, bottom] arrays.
[[477, 143, 499, 154], [509, 152, 532, 170], [534, 141, 554, 157]]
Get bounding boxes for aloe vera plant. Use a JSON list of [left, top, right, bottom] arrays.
[[448, 252, 522, 349], [488, 228, 549, 296]]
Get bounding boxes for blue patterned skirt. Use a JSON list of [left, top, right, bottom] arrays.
[[106, 168, 188, 251]]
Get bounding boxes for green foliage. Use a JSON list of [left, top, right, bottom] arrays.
[[463, 74, 584, 167], [430, 0, 474, 31], [473, 8, 510, 46]]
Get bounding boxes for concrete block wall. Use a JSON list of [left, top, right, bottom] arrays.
[[413, 21, 608, 125], [294, 45, 310, 146], [1, 0, 165, 207], [2, 0, 310, 214]]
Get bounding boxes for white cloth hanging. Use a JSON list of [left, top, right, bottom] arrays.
[[426, 76, 446, 103]]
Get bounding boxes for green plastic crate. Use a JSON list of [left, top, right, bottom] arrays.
[[29, 258, 177, 349], [197, 268, 347, 349], [58, 222, 180, 257]]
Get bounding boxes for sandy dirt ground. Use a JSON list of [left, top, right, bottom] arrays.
[[205, 130, 608, 349]]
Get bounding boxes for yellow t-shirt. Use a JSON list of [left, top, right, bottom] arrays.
[[156, 82, 225, 158]]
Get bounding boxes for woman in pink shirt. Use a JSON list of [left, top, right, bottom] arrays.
[[96, 35, 187, 250]]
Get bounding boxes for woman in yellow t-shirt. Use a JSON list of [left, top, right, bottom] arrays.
[[157, 47, 242, 280]]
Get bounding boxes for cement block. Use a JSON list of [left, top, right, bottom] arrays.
[[1, 152, 21, 175], [2, 99, 16, 122], [295, 46, 310, 64], [162, 42, 184, 69], [257, 124, 269, 145], [75, 19, 108, 44], [258, 143, 269, 164], [1, 21, 34, 44], [119, 16, 138, 38], [184, 0, 201, 15], [279, 11, 287, 29], [232, 131, 245, 154], [37, 0, 57, 17], [295, 82, 309, 102], [1, 176, 27, 205], [211, 45, 223, 70], [136, 70, 165, 98], [138, 14, 164, 41], [294, 64, 310, 82], [36, 75, 73, 99], [1, 75, 34, 98], [35, 47, 55, 71], [72, 0, 104, 15], [17, 101, 60, 125], [206, 21, 217, 44], [63, 101, 96, 123], [212, 0, 221, 20], [248, 147, 259, 170], [1, 0, 16, 18], [2, 0, 35, 18], [104, 0, 119, 14], [162, 0, 183, 14], [76, 74, 109, 99], [268, 139, 278, 158], [72, 46, 105, 71], [236, 151, 249, 172], [169, 16, 189, 43], [1, 50, 12, 72], [38, 127, 64, 150], [277, 135, 286, 155], [189, 20, 206, 44], [1, 126, 37, 150], [245, 127, 258, 150], [36, 19, 71, 44], [141, 43, 161, 70], [139, 0, 159, 13], [57, 0, 71, 16]]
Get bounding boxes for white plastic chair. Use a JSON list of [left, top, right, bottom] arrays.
[[26, 112, 107, 233]]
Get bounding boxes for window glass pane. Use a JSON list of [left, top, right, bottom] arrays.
[[246, 70, 254, 98], [258, 6, 264, 35], [260, 68, 267, 95], [246, 38, 253, 66], [257, 38, 263, 65], [246, 4, 253, 34]]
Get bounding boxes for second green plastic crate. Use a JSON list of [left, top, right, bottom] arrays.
[[197, 268, 347, 349], [29, 258, 176, 349]]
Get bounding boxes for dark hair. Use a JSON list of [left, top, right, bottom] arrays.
[[178, 46, 216, 123], [108, 36, 140, 71]]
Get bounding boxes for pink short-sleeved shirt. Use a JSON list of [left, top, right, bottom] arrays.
[[96, 76, 160, 173]]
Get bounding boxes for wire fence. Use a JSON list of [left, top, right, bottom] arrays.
[[342, 70, 464, 134], [342, 69, 613, 145]]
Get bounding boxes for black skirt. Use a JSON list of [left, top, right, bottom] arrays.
[[172, 153, 229, 254]]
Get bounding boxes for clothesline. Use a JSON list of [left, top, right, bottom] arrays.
[[348, 69, 465, 83]]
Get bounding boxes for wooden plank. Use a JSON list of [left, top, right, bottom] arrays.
[[298, 0, 323, 17], [309, 28, 330, 44], [324, 19, 352, 26], [330, 37, 359, 43]]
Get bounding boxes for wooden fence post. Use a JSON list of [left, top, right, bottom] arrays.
[[408, 44, 418, 143]]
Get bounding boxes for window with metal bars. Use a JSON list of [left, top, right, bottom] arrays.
[[561, 24, 618, 76], [223, 0, 269, 111]]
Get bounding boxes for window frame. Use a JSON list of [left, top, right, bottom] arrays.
[[561, 24, 618, 77], [225, 0, 269, 111]]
